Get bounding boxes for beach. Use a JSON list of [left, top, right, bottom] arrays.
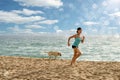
[[0, 56, 120, 80]]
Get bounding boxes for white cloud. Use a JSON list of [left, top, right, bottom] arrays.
[[8, 26, 34, 34], [53, 26, 76, 35], [69, 29, 76, 32], [92, 3, 98, 9], [38, 32, 48, 34], [66, 29, 76, 35], [35, 20, 58, 25], [102, 1, 108, 6], [25, 24, 45, 29], [53, 26, 63, 33], [14, 0, 63, 8], [0, 10, 45, 24], [75, 22, 80, 26], [12, 8, 44, 16], [108, 0, 120, 6], [109, 12, 120, 17], [53, 28, 78, 36], [102, 0, 120, 8], [24, 29, 33, 34], [56, 30, 63, 33], [83, 21, 99, 26]]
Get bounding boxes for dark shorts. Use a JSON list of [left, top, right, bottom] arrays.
[[72, 45, 78, 48]]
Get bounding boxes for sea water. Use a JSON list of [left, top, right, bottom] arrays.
[[0, 34, 120, 61]]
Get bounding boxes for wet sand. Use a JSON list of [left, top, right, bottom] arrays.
[[0, 56, 120, 80]]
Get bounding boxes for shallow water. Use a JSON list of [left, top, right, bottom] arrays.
[[0, 35, 120, 61]]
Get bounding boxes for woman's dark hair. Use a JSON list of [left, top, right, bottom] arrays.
[[77, 27, 82, 33]]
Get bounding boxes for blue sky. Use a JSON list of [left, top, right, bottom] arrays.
[[0, 0, 120, 36]]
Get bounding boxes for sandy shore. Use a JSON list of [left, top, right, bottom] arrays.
[[0, 56, 120, 80]]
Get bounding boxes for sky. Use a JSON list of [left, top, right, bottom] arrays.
[[0, 0, 120, 36]]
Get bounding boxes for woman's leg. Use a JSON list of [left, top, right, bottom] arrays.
[[71, 48, 81, 65], [75, 48, 81, 59], [71, 48, 77, 65]]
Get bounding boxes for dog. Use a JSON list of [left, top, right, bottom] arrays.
[[46, 51, 62, 59]]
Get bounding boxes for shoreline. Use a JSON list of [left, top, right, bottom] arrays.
[[1, 56, 120, 80]]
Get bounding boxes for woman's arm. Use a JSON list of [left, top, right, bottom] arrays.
[[68, 35, 76, 46], [81, 36, 85, 43]]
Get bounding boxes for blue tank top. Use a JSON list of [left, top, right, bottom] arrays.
[[72, 37, 81, 47]]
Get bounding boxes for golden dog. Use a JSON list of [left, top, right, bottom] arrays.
[[46, 51, 62, 59]]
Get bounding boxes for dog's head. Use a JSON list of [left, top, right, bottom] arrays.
[[58, 52, 62, 56]]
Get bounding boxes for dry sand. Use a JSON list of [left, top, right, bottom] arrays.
[[0, 56, 120, 80]]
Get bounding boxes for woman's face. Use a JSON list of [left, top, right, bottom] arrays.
[[77, 29, 82, 34]]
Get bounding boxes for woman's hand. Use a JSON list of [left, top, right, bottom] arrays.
[[68, 42, 70, 46], [83, 36, 85, 39], [81, 36, 85, 43]]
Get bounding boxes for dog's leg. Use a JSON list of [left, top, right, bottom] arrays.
[[49, 56, 51, 63]]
